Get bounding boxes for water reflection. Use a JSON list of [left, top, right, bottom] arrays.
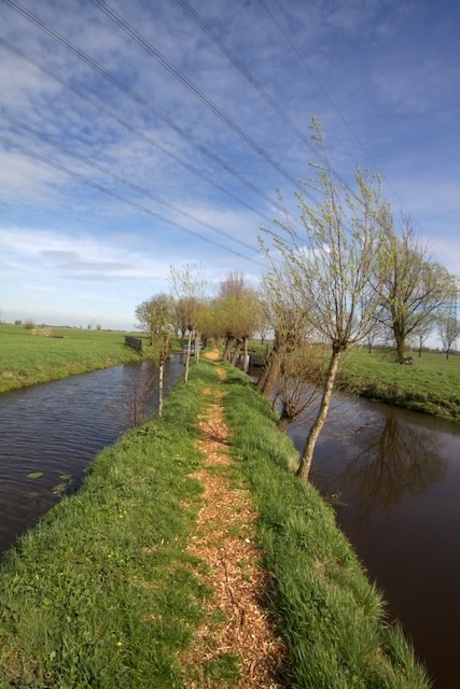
[[0, 356, 184, 558], [286, 392, 460, 689], [341, 417, 447, 527]]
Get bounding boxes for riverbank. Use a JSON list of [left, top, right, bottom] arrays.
[[338, 349, 460, 422], [3, 325, 458, 424], [0, 357, 430, 688], [0, 324, 159, 393]]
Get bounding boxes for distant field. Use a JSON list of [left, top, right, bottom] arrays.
[[0, 324, 149, 393], [341, 348, 460, 422]]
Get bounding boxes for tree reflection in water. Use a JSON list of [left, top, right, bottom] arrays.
[[339, 416, 447, 528]]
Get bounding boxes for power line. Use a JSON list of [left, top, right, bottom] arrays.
[[0, 134, 266, 266], [258, 0, 426, 217], [89, 0, 318, 202], [259, 0, 460, 277], [0, 34, 277, 227], [0, 111, 262, 255], [2, 0, 292, 213], [175, 0, 322, 160]]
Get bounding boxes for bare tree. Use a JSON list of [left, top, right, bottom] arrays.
[[262, 119, 387, 481], [275, 343, 327, 430], [257, 268, 311, 399], [111, 365, 157, 428], [412, 316, 436, 357], [170, 263, 207, 382], [135, 293, 175, 417], [438, 316, 460, 359], [374, 216, 454, 361]]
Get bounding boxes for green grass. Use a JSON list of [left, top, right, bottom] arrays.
[[221, 363, 431, 688], [0, 366, 215, 688], [0, 358, 431, 688], [340, 349, 460, 421], [0, 324, 177, 393]]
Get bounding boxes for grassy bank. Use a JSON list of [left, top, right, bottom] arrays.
[[0, 364, 212, 687], [0, 324, 161, 393], [222, 365, 430, 688], [341, 349, 460, 422], [0, 359, 430, 688]]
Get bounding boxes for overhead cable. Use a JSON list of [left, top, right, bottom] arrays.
[[89, 0, 317, 201], [0, 134, 266, 266], [1, 111, 261, 255], [175, 0, 323, 159], [0, 35, 277, 226], [2, 0, 291, 212]]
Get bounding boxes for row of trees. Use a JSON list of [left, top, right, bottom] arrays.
[[258, 120, 457, 479], [135, 119, 458, 480], [135, 266, 265, 378]]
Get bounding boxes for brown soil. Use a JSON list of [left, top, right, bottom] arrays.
[[183, 366, 286, 688], [202, 348, 221, 362]]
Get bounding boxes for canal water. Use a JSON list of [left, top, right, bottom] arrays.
[[0, 355, 184, 558], [0, 358, 459, 687], [287, 393, 460, 689]]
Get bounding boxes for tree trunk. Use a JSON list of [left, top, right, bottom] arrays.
[[158, 355, 164, 418], [231, 339, 242, 366], [223, 335, 235, 362], [296, 348, 342, 481], [277, 400, 296, 431], [393, 323, 406, 361], [184, 330, 192, 383], [258, 340, 288, 399], [194, 331, 200, 363], [242, 337, 249, 373]]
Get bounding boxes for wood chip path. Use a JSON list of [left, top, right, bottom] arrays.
[[183, 357, 286, 688]]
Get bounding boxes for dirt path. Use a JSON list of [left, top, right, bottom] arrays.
[[183, 364, 286, 688]]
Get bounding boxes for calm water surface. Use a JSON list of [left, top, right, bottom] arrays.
[[1, 360, 459, 688], [287, 394, 460, 689], [0, 356, 184, 557]]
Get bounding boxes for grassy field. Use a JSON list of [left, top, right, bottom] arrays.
[[340, 348, 460, 422], [0, 324, 167, 393], [2, 325, 459, 423], [0, 358, 430, 688]]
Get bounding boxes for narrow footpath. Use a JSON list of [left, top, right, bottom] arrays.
[[183, 358, 286, 688]]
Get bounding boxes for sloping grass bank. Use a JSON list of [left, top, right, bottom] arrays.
[[0, 325, 149, 393], [340, 349, 460, 422], [0, 360, 430, 688], [222, 364, 430, 689], [0, 366, 215, 688]]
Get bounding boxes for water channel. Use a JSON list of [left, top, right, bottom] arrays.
[[0, 358, 459, 688], [0, 355, 184, 558], [287, 394, 460, 689]]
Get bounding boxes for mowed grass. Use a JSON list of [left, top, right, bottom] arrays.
[[0, 358, 430, 688], [0, 365, 215, 688], [340, 349, 460, 422], [0, 324, 150, 392], [221, 363, 431, 688]]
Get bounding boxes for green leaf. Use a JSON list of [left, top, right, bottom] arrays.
[[27, 472, 44, 479]]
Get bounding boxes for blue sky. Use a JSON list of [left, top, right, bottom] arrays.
[[1, 0, 459, 331]]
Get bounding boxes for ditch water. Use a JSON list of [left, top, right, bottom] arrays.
[[286, 393, 460, 689], [0, 355, 184, 559], [0, 359, 459, 687]]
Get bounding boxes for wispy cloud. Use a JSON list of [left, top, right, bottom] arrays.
[[0, 0, 458, 328]]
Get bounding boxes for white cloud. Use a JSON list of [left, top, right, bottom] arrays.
[[1, 0, 458, 328]]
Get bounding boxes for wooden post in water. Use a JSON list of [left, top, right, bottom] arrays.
[[158, 353, 164, 418]]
